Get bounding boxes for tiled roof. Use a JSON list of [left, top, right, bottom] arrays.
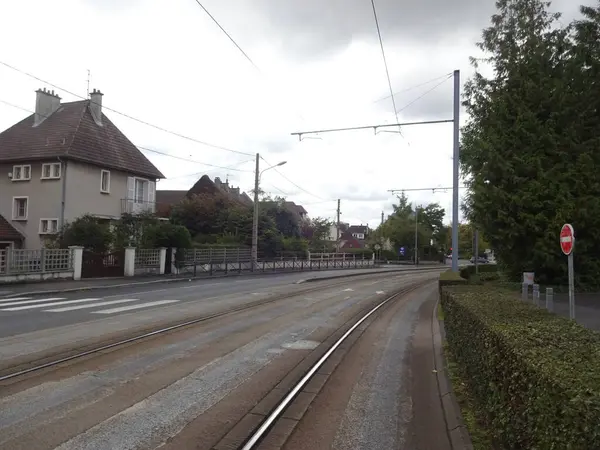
[[156, 190, 186, 207], [0, 100, 164, 179], [0, 215, 23, 241], [348, 225, 368, 234]]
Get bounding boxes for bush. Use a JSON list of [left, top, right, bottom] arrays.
[[441, 286, 600, 449], [56, 215, 113, 252], [439, 269, 468, 293], [459, 263, 498, 280]]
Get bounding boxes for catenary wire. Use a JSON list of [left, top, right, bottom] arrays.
[[395, 74, 453, 115], [0, 60, 253, 157]]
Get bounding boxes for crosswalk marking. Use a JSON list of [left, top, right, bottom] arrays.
[[92, 300, 179, 314], [1, 297, 102, 311], [45, 298, 142, 312], [0, 297, 33, 303], [0, 297, 66, 308]]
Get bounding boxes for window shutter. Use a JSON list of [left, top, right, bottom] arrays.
[[148, 181, 155, 203], [127, 177, 134, 200]]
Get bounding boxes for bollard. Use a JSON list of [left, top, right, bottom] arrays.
[[521, 283, 529, 301], [546, 287, 554, 312], [533, 284, 540, 306]]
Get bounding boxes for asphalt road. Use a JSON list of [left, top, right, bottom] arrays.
[[0, 266, 442, 339], [0, 270, 448, 450]]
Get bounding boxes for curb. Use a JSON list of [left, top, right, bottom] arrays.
[[0, 266, 444, 299], [432, 299, 474, 450], [303, 266, 444, 283]]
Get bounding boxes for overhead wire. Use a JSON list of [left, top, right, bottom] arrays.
[[374, 72, 454, 103], [0, 60, 253, 157], [395, 74, 453, 115], [0, 99, 252, 172], [259, 155, 330, 201]]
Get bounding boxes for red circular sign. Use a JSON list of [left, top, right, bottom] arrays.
[[560, 224, 575, 255]]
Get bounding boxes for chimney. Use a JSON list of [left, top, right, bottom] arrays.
[[89, 88, 104, 125], [34, 88, 61, 127]]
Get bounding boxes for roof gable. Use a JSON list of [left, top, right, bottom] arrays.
[[0, 215, 24, 241], [0, 100, 164, 179]]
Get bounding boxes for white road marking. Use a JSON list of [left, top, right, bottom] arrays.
[[0, 297, 33, 303], [45, 298, 141, 312], [1, 297, 101, 311], [0, 297, 67, 308], [91, 300, 179, 314], [343, 288, 354, 292], [376, 291, 385, 295]]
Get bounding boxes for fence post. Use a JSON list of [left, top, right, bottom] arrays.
[[158, 247, 167, 275], [5, 248, 11, 275], [533, 284, 540, 306], [69, 246, 83, 281], [40, 248, 46, 273], [521, 283, 528, 302], [545, 287, 554, 312], [223, 248, 227, 264], [171, 248, 179, 275], [124, 247, 136, 277]]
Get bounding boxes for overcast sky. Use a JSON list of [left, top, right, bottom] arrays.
[[0, 0, 588, 228]]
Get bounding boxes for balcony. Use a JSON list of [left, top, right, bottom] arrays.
[[121, 198, 156, 215]]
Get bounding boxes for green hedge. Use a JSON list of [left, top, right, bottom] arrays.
[[441, 286, 600, 449], [438, 269, 467, 294], [459, 263, 498, 280]]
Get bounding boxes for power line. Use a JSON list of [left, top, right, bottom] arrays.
[[395, 74, 453, 115], [369, 0, 399, 128], [260, 155, 329, 201], [0, 60, 253, 157], [374, 72, 454, 103], [291, 118, 453, 138], [0, 99, 252, 172]]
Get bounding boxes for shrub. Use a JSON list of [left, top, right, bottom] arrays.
[[459, 263, 498, 280], [438, 269, 467, 293], [441, 286, 600, 449], [56, 215, 113, 252]]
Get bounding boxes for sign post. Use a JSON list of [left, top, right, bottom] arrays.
[[560, 223, 575, 319]]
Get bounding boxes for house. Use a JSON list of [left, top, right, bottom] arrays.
[[337, 225, 370, 250], [261, 200, 309, 223], [155, 175, 253, 217], [0, 88, 164, 249]]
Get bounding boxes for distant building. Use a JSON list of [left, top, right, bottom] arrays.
[[0, 88, 164, 249]]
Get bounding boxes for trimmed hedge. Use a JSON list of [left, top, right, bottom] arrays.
[[459, 263, 498, 280], [441, 286, 600, 449], [439, 269, 467, 293]]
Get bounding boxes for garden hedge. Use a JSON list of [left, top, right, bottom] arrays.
[[459, 263, 498, 280], [441, 286, 600, 449], [438, 269, 468, 293]]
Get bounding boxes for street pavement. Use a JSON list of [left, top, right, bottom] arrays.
[[0, 266, 443, 338]]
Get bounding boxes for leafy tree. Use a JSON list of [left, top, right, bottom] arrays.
[[301, 217, 333, 250], [170, 193, 233, 238], [459, 0, 600, 284], [141, 222, 192, 249], [55, 215, 113, 252], [112, 212, 158, 248]]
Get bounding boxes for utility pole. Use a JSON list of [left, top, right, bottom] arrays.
[[414, 204, 419, 265], [251, 153, 260, 270], [336, 199, 341, 252], [451, 69, 460, 272], [381, 211, 384, 226]]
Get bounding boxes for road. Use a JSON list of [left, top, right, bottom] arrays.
[[0, 266, 440, 338], [0, 268, 451, 450]]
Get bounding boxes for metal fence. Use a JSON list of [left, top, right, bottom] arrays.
[[310, 252, 371, 261], [135, 249, 161, 268], [0, 248, 73, 274], [184, 248, 252, 264]]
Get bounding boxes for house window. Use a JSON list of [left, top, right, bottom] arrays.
[[135, 178, 147, 202], [39, 219, 58, 234], [41, 163, 61, 179], [12, 197, 28, 220], [100, 170, 110, 193], [12, 165, 31, 181]]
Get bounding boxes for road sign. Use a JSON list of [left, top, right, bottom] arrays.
[[560, 223, 576, 319], [399, 246, 405, 256], [560, 224, 575, 255]]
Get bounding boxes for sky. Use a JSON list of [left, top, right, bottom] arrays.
[[0, 0, 590, 229]]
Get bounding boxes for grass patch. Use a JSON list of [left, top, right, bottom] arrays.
[[443, 342, 495, 450], [437, 302, 445, 321]]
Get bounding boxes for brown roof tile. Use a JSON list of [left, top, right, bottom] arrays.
[[0, 215, 24, 241], [0, 100, 164, 179]]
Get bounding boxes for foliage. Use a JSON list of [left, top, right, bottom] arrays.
[[442, 223, 491, 257], [54, 214, 113, 252], [301, 217, 334, 250], [141, 222, 192, 249], [112, 212, 158, 248], [441, 285, 600, 449], [460, 0, 600, 286], [459, 263, 499, 281], [438, 269, 468, 293]]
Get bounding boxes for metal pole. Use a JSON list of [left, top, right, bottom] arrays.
[[545, 287, 554, 312], [414, 204, 418, 265], [474, 228, 479, 274], [568, 252, 575, 319], [451, 69, 460, 272], [251, 153, 260, 271], [336, 199, 341, 252]]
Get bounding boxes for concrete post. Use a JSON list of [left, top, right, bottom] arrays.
[[171, 248, 179, 275], [69, 246, 83, 281], [307, 250, 311, 262], [124, 247, 135, 277], [533, 284, 540, 306], [158, 247, 167, 275], [521, 283, 528, 302], [546, 287, 554, 312]]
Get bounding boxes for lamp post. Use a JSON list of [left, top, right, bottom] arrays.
[[251, 153, 287, 270]]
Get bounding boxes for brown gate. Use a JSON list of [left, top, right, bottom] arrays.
[[81, 249, 125, 278]]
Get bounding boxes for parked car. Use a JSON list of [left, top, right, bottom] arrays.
[[470, 256, 488, 264]]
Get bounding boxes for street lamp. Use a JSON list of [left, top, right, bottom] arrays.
[[251, 154, 287, 269]]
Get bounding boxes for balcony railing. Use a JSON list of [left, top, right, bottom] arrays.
[[121, 198, 156, 215]]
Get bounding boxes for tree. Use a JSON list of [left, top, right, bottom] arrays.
[[55, 215, 113, 252], [301, 217, 333, 250], [458, 0, 600, 284], [170, 193, 233, 240]]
